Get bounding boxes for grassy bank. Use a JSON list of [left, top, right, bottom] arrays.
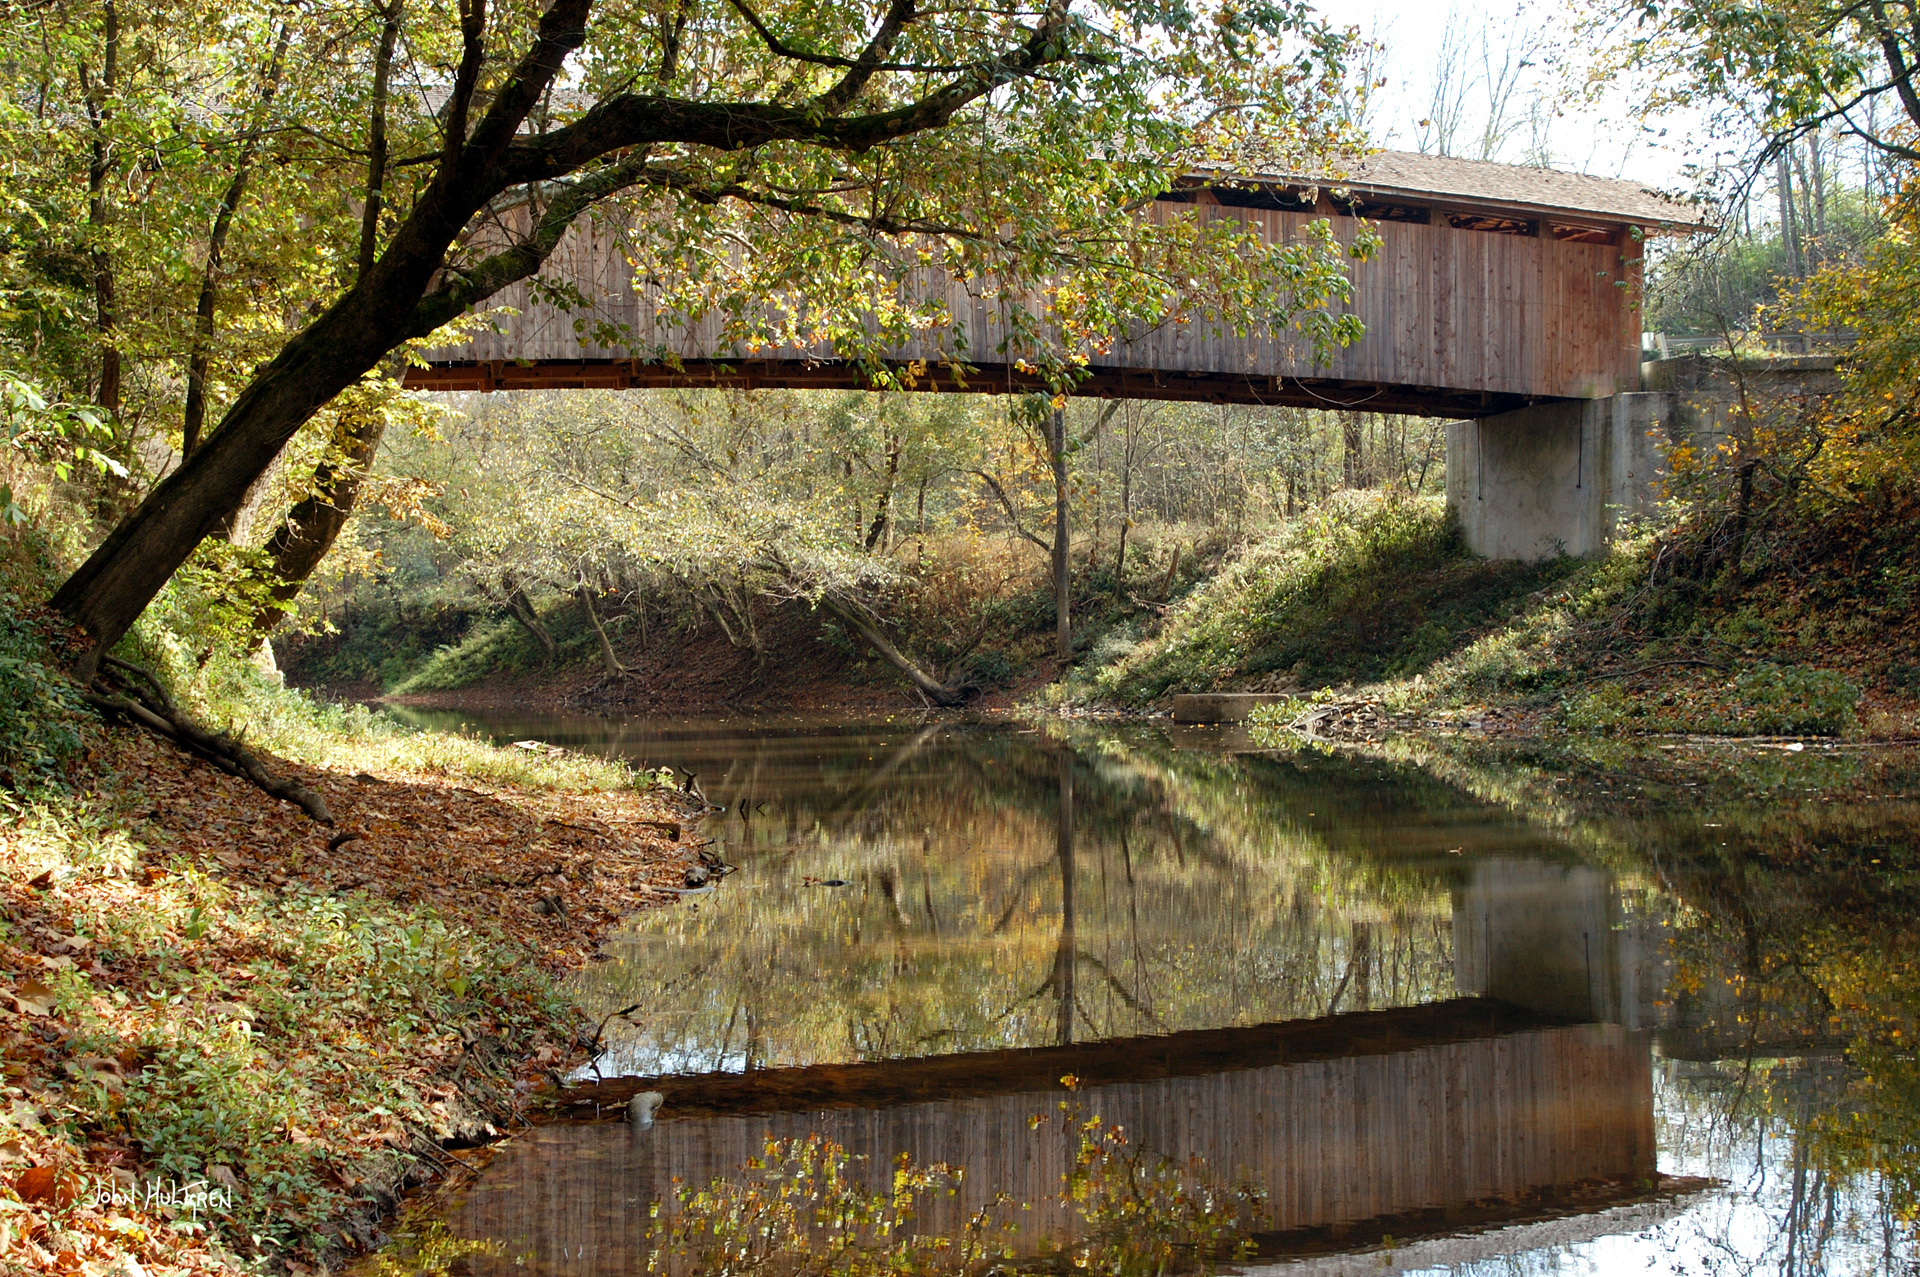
[[1213, 517, 1914, 743], [1045, 490, 1918, 741], [1056, 495, 1580, 707], [0, 533, 691, 1275]]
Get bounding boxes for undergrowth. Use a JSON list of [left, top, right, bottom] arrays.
[[1, 789, 580, 1271], [0, 521, 674, 1274], [164, 656, 649, 795], [300, 596, 609, 696], [292, 599, 486, 693], [1424, 488, 1920, 735], [0, 529, 99, 794], [1561, 664, 1862, 736], [387, 614, 548, 695]]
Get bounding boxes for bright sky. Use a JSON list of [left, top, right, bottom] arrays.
[[1327, 0, 1709, 192]]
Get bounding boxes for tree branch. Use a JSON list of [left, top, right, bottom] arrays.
[[973, 469, 1051, 551], [622, 161, 989, 242], [442, 0, 488, 167], [447, 0, 593, 190], [723, 0, 963, 75], [814, 591, 963, 705], [408, 150, 654, 336], [813, 0, 918, 115], [657, 0, 691, 82], [1868, 0, 1920, 131], [359, 0, 405, 279], [497, 9, 1079, 183]]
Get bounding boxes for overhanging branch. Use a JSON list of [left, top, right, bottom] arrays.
[[495, 7, 1081, 183]]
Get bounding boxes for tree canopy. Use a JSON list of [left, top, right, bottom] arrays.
[[1587, 0, 1920, 159], [2, 0, 1370, 665]]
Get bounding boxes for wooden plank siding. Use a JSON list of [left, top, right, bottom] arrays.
[[439, 1022, 1656, 1277], [410, 199, 1645, 418]]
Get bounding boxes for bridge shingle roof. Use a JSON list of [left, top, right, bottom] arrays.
[[1216, 149, 1711, 231]]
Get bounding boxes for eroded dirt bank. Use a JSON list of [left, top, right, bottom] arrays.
[[308, 603, 1058, 719]]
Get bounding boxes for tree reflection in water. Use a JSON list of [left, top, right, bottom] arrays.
[[572, 726, 1473, 1075], [382, 710, 1920, 1273]]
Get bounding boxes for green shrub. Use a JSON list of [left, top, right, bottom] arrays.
[[0, 591, 95, 793], [1562, 662, 1861, 737], [959, 646, 1016, 689]]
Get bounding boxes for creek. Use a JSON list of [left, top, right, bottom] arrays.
[[381, 709, 1920, 1275]]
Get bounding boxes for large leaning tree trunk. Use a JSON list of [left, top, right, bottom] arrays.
[[815, 592, 965, 706], [246, 391, 392, 649], [495, 574, 558, 660], [50, 0, 1076, 676], [52, 0, 600, 674]]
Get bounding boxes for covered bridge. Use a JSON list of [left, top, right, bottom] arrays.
[[406, 151, 1706, 419]]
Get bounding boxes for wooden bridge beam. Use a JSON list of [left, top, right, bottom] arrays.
[[401, 357, 1556, 419]]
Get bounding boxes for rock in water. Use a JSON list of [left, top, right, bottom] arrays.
[[684, 864, 710, 888], [628, 1090, 665, 1128]]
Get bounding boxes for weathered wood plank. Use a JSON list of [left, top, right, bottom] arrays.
[[437, 1022, 1657, 1277], [416, 202, 1650, 411]]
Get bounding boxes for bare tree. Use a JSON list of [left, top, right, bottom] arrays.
[[1406, 2, 1551, 164]]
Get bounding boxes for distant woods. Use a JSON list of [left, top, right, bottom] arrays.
[[287, 388, 1449, 697], [1647, 126, 1902, 342], [1615, 0, 1919, 347]]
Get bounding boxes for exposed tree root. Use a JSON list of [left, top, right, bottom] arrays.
[[82, 655, 334, 824]]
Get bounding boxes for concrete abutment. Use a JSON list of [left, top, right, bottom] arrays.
[[1447, 356, 1842, 562], [1446, 393, 1672, 562]]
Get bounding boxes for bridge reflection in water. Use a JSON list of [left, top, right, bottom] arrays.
[[439, 998, 1655, 1275]]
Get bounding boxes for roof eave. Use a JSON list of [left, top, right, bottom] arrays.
[[1189, 168, 1715, 234], [1334, 181, 1715, 233], [1344, 183, 1720, 233]]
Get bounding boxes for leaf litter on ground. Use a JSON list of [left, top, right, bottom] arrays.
[[0, 728, 699, 1275]]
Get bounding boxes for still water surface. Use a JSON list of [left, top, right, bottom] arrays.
[[384, 710, 1920, 1275]]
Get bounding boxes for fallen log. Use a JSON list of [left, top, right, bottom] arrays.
[[84, 656, 333, 825]]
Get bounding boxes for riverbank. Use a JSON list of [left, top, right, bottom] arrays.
[[0, 591, 698, 1274], [300, 607, 1065, 720], [1057, 495, 1920, 742], [298, 606, 1057, 718], [287, 494, 1920, 743]]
